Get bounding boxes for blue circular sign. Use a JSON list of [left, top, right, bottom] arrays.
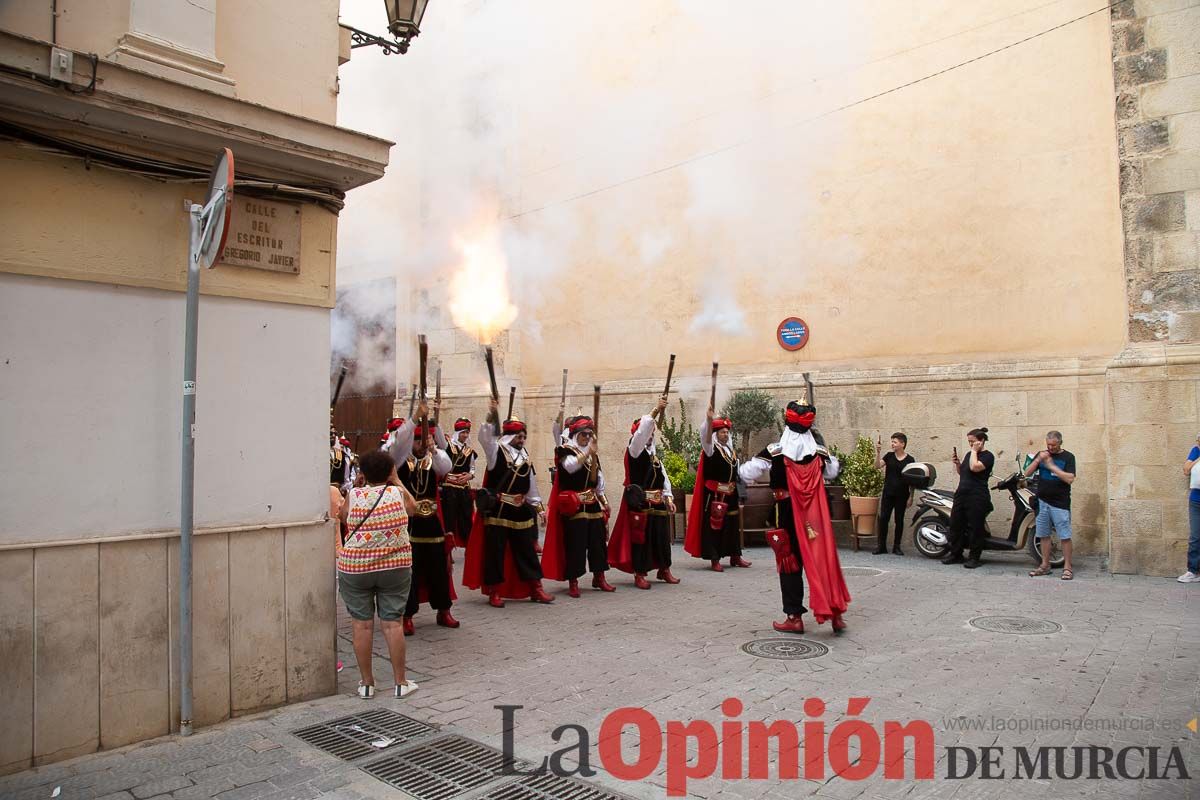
[[777, 317, 809, 351]]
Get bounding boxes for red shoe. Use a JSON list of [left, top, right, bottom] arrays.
[[488, 591, 506, 608], [730, 556, 753, 568], [592, 573, 616, 592], [656, 568, 680, 584], [568, 580, 581, 598], [634, 574, 651, 590], [436, 609, 460, 628], [402, 616, 415, 636], [710, 560, 725, 572], [529, 581, 554, 604], [831, 614, 847, 635], [772, 616, 805, 634]]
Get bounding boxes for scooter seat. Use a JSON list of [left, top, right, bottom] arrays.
[[924, 488, 955, 499]]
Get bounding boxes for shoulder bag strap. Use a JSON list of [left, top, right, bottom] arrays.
[[343, 486, 390, 546]]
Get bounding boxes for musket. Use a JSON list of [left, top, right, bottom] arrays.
[[653, 353, 677, 422], [433, 362, 442, 428], [593, 384, 601, 434], [418, 335, 429, 441], [506, 385, 516, 421], [561, 368, 568, 409], [484, 347, 499, 401], [407, 383, 416, 418], [710, 361, 719, 414], [802, 372, 815, 406], [330, 363, 348, 413]]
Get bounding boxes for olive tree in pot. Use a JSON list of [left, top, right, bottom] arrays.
[[720, 389, 781, 454], [840, 435, 884, 535]]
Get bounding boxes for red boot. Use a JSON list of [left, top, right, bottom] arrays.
[[592, 572, 615, 592], [402, 616, 415, 636], [634, 573, 651, 590], [436, 609, 460, 628], [529, 581, 554, 604], [772, 616, 805, 634], [831, 614, 847, 635], [710, 560, 725, 572], [730, 556, 753, 568], [488, 591, 506, 608], [568, 579, 581, 598], [656, 568, 680, 584]]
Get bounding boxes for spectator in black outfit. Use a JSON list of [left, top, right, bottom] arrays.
[[941, 427, 995, 569], [873, 432, 915, 555]]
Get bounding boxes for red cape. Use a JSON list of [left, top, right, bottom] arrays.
[[785, 457, 851, 624], [460, 471, 533, 600], [606, 449, 668, 573], [683, 451, 709, 558], [540, 473, 568, 582]]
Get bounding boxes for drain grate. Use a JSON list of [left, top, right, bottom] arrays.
[[361, 735, 527, 800], [292, 708, 436, 761], [843, 567, 885, 576], [969, 616, 1062, 635], [740, 638, 829, 660], [480, 773, 632, 800]]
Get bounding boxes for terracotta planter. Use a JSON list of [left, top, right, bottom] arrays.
[[826, 485, 851, 521], [848, 495, 880, 534]]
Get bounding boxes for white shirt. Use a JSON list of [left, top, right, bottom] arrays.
[[627, 414, 673, 498], [478, 420, 542, 506], [739, 429, 839, 483], [388, 419, 451, 477]]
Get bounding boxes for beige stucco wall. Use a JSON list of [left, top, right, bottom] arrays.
[[0, 0, 340, 122]]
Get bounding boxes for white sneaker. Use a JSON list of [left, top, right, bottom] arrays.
[[395, 680, 419, 698], [357, 682, 376, 699], [1177, 571, 1200, 583]]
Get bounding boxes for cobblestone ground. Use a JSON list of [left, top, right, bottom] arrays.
[[3, 542, 1198, 800]]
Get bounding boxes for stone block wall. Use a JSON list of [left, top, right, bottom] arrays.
[[1111, 0, 1200, 342]]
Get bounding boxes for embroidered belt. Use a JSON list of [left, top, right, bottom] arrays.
[[485, 516, 536, 530], [409, 535, 445, 544], [442, 479, 470, 489], [577, 489, 598, 504], [705, 480, 736, 495], [643, 489, 665, 503], [412, 499, 438, 517], [569, 511, 606, 521], [646, 508, 671, 517], [498, 492, 526, 507]]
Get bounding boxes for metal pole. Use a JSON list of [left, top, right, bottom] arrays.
[[180, 203, 202, 737]]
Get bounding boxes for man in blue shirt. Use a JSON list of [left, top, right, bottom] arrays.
[[1025, 431, 1076, 580], [1180, 434, 1200, 584]]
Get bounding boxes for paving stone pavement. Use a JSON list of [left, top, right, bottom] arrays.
[[3, 543, 1198, 800]]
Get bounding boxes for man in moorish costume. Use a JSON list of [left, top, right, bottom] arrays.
[[386, 406, 459, 633], [607, 396, 681, 589], [462, 398, 553, 607], [684, 407, 752, 571], [738, 387, 850, 634], [440, 417, 476, 547], [541, 415, 616, 597]]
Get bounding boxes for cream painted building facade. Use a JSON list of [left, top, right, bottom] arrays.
[[339, 2, 1198, 576], [0, 0, 389, 772]]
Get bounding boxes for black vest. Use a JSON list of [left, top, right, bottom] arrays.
[[485, 447, 536, 522], [627, 447, 666, 490], [446, 442, 475, 476], [555, 446, 601, 492], [396, 456, 438, 501]]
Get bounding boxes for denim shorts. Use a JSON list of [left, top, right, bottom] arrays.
[[1035, 502, 1072, 540], [338, 567, 412, 621]]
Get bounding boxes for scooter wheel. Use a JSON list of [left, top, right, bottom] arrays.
[[914, 518, 950, 559]]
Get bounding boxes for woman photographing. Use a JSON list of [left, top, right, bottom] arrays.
[[940, 427, 995, 569]]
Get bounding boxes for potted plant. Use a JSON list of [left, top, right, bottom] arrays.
[[840, 436, 884, 536], [825, 443, 851, 521], [661, 450, 695, 537]]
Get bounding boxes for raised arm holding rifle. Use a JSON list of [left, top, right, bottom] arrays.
[[606, 364, 681, 589], [461, 349, 554, 608], [684, 363, 752, 571]]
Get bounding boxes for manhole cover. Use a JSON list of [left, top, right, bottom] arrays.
[[361, 735, 528, 800], [292, 709, 435, 761], [740, 638, 829, 660], [480, 773, 633, 800], [843, 567, 884, 576], [969, 616, 1062, 635]]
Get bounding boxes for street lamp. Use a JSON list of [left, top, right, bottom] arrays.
[[346, 0, 429, 55]]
